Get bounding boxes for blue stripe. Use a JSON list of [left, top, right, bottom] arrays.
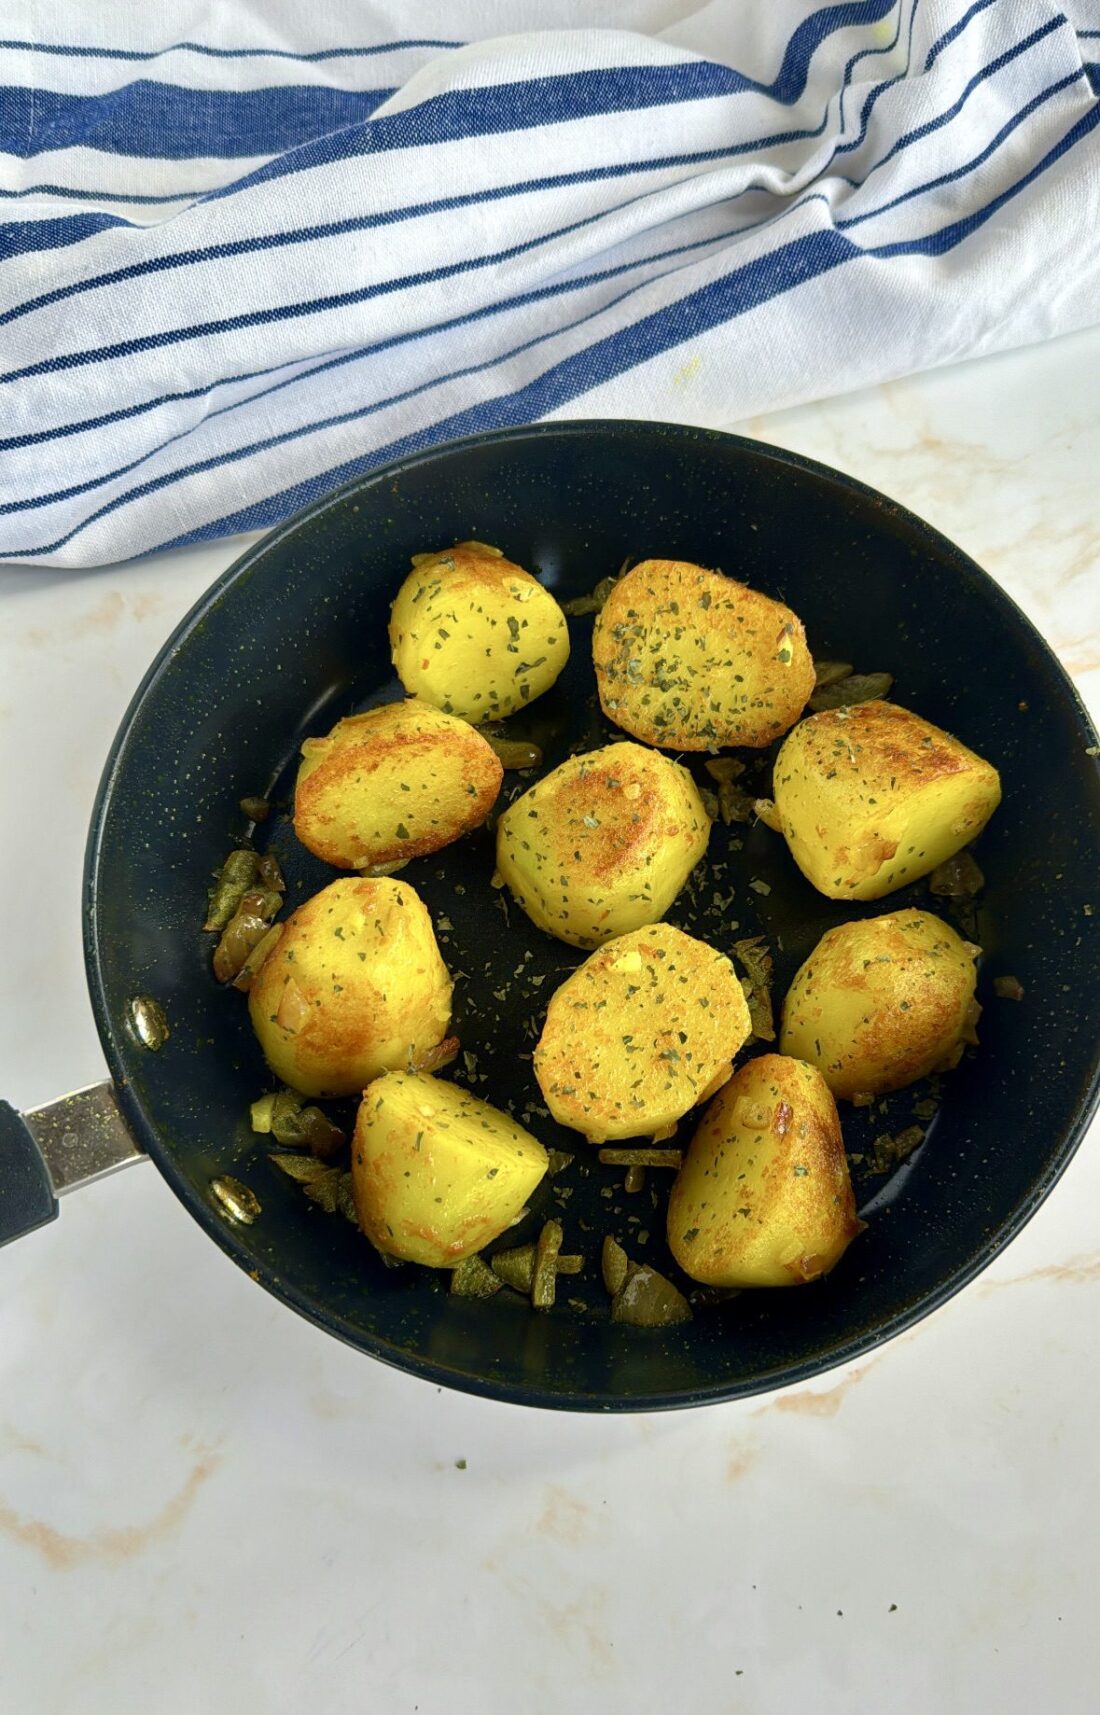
[[867, 98, 1100, 258], [923, 0, 1000, 70], [0, 37, 461, 62], [0, 208, 122, 259], [753, 0, 898, 103], [0, 178, 214, 204], [836, 69, 1084, 229], [847, 14, 1068, 190], [836, 0, 989, 158], [0, 80, 396, 160], [0, 4, 911, 216], [0, 162, 793, 327], [0, 6, 915, 329], [0, 353, 314, 451], [0, 0, 910, 456], [0, 196, 637, 385], [201, 7, 900, 207], [0, 223, 748, 506], [0, 230, 861, 557], [107, 91, 1100, 565]]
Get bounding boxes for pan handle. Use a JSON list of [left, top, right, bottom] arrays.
[[0, 1083, 146, 1248]]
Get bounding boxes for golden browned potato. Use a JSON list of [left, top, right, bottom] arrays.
[[592, 558, 814, 749], [293, 697, 501, 870], [495, 741, 710, 949], [351, 1069, 548, 1266], [667, 1054, 862, 1287], [779, 908, 980, 1100], [248, 878, 452, 1097], [533, 923, 752, 1142], [771, 699, 1001, 900], [389, 541, 569, 722]]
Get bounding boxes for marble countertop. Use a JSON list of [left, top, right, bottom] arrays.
[[1, 326, 1098, 1714]]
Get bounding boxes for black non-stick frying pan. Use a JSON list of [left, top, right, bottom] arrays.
[[2, 421, 1098, 1411]]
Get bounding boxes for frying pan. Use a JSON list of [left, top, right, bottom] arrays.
[[2, 421, 1097, 1412]]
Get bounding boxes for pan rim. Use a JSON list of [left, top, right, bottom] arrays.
[[82, 418, 1100, 1411]]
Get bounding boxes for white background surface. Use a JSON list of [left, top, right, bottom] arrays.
[[1, 326, 1098, 1714]]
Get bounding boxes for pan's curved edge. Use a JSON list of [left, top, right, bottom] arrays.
[[81, 420, 1100, 1412]]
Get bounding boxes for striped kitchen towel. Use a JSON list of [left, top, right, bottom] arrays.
[[1, 0, 1098, 567]]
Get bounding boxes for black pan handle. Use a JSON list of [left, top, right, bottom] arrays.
[[0, 1083, 145, 1249]]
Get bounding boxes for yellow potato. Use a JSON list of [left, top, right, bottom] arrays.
[[779, 908, 980, 1100], [592, 558, 814, 749], [389, 541, 569, 722], [293, 697, 502, 870], [772, 699, 1001, 900], [667, 1054, 862, 1287], [496, 740, 710, 948], [351, 1070, 548, 1266], [248, 878, 452, 1097], [533, 923, 752, 1142]]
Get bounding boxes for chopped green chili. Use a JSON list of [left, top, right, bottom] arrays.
[[531, 1220, 564, 1309], [450, 1254, 503, 1298], [598, 1148, 684, 1169]]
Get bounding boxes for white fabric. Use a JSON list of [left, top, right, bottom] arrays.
[[0, 1, 1097, 566]]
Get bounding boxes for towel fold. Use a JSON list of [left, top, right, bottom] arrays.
[[1, 0, 1098, 567]]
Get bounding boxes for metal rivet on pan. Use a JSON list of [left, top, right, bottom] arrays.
[[210, 1176, 261, 1225], [129, 994, 169, 1050]]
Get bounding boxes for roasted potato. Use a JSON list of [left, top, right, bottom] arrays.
[[496, 740, 710, 948], [592, 558, 814, 749], [533, 923, 752, 1142], [294, 697, 501, 870], [389, 541, 569, 722], [248, 878, 452, 1097], [351, 1069, 548, 1266], [771, 699, 1001, 900], [667, 1054, 861, 1287], [779, 908, 980, 1099]]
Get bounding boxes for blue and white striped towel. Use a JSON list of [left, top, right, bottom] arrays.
[[2, 1, 1098, 567]]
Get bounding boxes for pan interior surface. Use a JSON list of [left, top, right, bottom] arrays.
[[85, 423, 1100, 1409]]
